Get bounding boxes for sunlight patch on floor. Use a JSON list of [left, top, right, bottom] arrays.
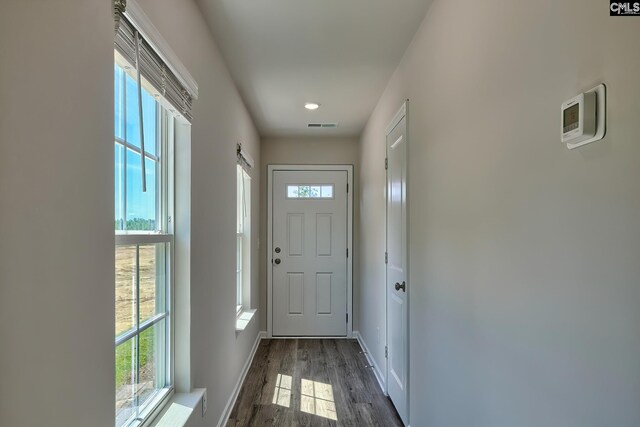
[[272, 374, 292, 408], [300, 379, 337, 420], [272, 374, 338, 420]]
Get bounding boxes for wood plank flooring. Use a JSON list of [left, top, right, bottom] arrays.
[[227, 339, 403, 427]]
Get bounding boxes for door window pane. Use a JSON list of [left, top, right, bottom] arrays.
[[320, 186, 334, 198], [286, 185, 334, 199]]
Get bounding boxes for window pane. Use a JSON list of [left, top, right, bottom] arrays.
[[126, 150, 158, 231], [114, 65, 125, 140], [237, 165, 244, 234], [237, 236, 242, 306], [321, 186, 334, 198], [115, 337, 137, 427], [115, 321, 167, 427], [308, 186, 321, 197], [286, 184, 334, 199], [115, 144, 125, 231], [138, 320, 166, 408], [124, 72, 158, 156], [125, 74, 141, 149], [287, 185, 299, 198], [142, 90, 158, 157], [115, 245, 137, 337], [139, 243, 166, 324]]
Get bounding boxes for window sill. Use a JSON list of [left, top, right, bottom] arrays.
[[148, 389, 205, 427], [236, 309, 256, 333]]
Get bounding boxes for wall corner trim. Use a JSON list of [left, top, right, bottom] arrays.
[[217, 331, 267, 427], [353, 331, 386, 394]]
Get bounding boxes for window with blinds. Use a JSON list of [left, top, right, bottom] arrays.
[[114, 0, 195, 122], [113, 2, 196, 426]]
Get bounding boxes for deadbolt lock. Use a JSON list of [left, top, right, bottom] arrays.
[[275, 247, 281, 253]]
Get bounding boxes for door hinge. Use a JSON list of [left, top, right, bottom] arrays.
[[385, 346, 388, 358], [347, 183, 349, 193], [385, 158, 388, 170], [346, 248, 349, 258], [346, 313, 349, 323], [385, 252, 388, 264]]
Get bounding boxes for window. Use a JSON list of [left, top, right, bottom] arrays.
[[236, 165, 251, 314], [114, 51, 174, 427], [286, 184, 334, 199]]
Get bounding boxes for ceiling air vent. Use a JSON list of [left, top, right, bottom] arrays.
[[308, 123, 338, 129]]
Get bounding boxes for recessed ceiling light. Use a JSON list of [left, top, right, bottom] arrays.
[[304, 102, 320, 110]]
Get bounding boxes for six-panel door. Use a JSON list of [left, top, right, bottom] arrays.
[[272, 170, 348, 336]]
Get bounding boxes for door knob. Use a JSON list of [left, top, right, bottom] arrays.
[[274, 258, 281, 265], [395, 281, 406, 292]]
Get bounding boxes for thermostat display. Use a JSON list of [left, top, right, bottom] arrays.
[[563, 104, 579, 133]]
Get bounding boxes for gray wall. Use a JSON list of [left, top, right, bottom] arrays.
[[0, 0, 261, 426], [259, 137, 360, 331], [137, 0, 261, 424], [358, 0, 640, 426], [0, 1, 114, 426]]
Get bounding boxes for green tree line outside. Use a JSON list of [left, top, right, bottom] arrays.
[[115, 218, 157, 231]]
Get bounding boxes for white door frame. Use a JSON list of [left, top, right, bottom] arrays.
[[267, 164, 354, 338], [385, 100, 410, 422]]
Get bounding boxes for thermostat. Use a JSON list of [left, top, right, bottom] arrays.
[[561, 84, 606, 149]]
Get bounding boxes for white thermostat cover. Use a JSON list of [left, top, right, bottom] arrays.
[[563, 84, 606, 150]]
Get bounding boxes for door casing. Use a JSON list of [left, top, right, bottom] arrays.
[[267, 164, 354, 338]]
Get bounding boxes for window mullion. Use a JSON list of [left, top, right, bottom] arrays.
[[116, 234, 172, 246], [115, 312, 168, 346]]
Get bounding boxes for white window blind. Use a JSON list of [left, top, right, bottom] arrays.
[[114, 0, 195, 122]]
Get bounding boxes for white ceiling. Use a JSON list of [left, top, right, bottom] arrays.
[[196, 0, 432, 137]]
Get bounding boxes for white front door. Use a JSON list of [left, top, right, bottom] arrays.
[[386, 106, 409, 424], [272, 169, 348, 336]]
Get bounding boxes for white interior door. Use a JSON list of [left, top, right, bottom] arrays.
[[386, 108, 409, 424], [272, 170, 348, 336]]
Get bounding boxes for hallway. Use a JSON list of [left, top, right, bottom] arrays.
[[227, 340, 402, 426]]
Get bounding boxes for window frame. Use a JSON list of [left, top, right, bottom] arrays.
[[114, 55, 176, 427], [236, 164, 251, 316]]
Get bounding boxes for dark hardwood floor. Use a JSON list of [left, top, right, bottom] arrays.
[[227, 339, 403, 427]]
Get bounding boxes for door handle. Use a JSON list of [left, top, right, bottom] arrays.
[[274, 258, 281, 265], [394, 281, 406, 292]]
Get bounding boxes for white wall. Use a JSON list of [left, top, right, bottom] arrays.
[[358, 1, 640, 426], [0, 0, 261, 425], [0, 1, 114, 426], [135, 0, 261, 424], [259, 137, 360, 331]]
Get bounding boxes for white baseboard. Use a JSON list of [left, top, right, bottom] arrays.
[[353, 331, 386, 394], [217, 330, 267, 427]]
